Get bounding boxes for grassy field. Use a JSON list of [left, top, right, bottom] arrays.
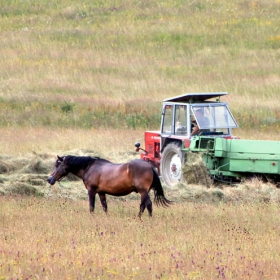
[[1, 198, 280, 279], [1, 0, 280, 279]]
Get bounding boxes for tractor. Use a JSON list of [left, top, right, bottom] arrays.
[[135, 92, 280, 186]]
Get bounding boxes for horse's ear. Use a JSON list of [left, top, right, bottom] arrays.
[[57, 155, 63, 161]]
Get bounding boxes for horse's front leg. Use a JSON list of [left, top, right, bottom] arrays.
[[88, 188, 96, 213], [98, 192, 108, 214]]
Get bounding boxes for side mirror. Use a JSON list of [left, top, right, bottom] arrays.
[[135, 142, 140, 148], [135, 142, 140, 152]]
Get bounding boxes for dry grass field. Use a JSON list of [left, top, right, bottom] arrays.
[[1, 198, 280, 279], [1, 0, 280, 279]]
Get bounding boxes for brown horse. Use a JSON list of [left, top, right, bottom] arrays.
[[47, 155, 171, 217]]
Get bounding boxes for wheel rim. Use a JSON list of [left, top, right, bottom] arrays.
[[167, 153, 182, 184]]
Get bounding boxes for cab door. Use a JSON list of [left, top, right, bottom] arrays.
[[161, 104, 174, 135]]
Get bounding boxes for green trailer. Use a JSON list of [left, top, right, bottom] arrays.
[[135, 92, 280, 186]]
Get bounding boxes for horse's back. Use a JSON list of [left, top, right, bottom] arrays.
[[95, 160, 129, 180], [89, 158, 153, 189]]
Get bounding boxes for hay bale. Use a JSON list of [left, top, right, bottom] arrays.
[[0, 160, 17, 174], [23, 157, 52, 174], [210, 189, 225, 202], [18, 174, 48, 186], [7, 182, 44, 197], [0, 156, 30, 174], [27, 178, 46, 186], [175, 184, 211, 202], [182, 152, 212, 187]]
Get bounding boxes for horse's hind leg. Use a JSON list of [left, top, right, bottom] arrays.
[[98, 193, 108, 214], [146, 195, 153, 217], [88, 189, 96, 213], [139, 193, 152, 218]]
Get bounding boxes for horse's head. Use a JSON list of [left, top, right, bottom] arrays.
[[47, 155, 69, 185]]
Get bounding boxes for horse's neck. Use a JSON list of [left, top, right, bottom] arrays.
[[73, 169, 86, 179], [68, 164, 87, 179], [68, 157, 94, 179]]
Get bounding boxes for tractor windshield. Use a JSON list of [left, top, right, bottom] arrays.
[[191, 104, 238, 134]]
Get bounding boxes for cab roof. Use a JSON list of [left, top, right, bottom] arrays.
[[163, 92, 228, 103]]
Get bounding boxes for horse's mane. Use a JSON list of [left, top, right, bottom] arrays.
[[64, 155, 108, 170]]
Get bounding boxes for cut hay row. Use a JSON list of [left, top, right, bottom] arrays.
[[1, 151, 280, 204]]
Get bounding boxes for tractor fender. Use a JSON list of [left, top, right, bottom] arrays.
[[161, 137, 182, 153]]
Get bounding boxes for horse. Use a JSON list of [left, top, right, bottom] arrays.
[[47, 155, 172, 217]]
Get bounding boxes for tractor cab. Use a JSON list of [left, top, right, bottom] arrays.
[[161, 92, 238, 140]]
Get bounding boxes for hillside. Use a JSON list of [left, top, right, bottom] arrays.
[[0, 0, 279, 131]]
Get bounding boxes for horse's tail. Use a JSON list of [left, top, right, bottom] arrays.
[[151, 168, 172, 207]]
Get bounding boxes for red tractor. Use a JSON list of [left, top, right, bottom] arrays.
[[135, 92, 239, 186]]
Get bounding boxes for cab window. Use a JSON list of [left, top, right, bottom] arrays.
[[175, 105, 187, 135], [162, 105, 173, 134]]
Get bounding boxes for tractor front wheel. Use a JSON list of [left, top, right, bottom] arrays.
[[160, 142, 184, 187]]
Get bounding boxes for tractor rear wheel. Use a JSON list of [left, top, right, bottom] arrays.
[[160, 142, 185, 187]]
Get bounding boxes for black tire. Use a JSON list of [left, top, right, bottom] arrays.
[[160, 142, 185, 187]]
